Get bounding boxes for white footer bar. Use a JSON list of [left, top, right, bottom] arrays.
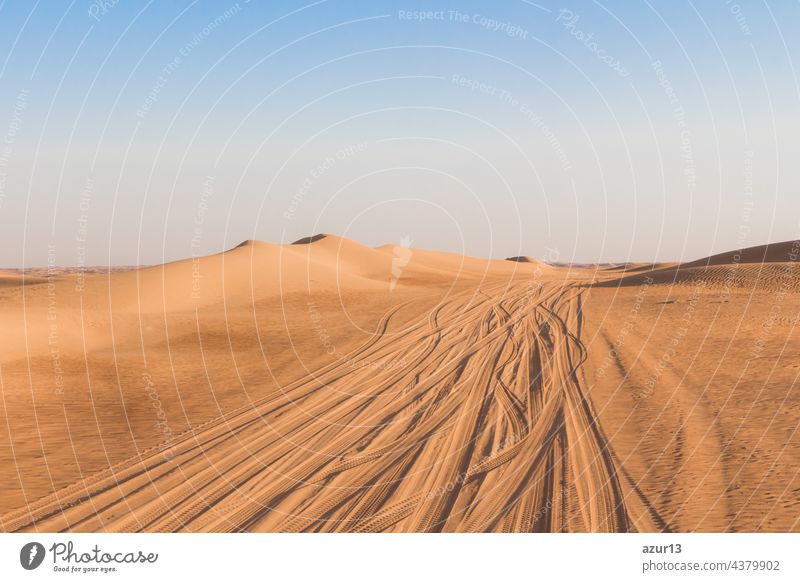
[[2, 533, 797, 581]]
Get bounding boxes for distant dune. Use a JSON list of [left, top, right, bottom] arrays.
[[596, 240, 800, 290], [506, 256, 538, 263], [681, 239, 800, 268], [291, 234, 329, 245]]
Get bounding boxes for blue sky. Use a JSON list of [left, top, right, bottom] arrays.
[[0, 0, 798, 266]]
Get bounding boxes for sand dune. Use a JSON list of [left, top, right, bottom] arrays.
[[505, 256, 539, 264], [0, 237, 797, 532], [681, 240, 800, 268], [582, 243, 800, 531], [596, 240, 800, 291]]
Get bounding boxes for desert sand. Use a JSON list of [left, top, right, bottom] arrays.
[[0, 235, 798, 532]]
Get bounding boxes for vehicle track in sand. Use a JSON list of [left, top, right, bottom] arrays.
[[2, 281, 652, 532]]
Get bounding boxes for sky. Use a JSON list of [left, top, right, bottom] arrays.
[[0, 0, 798, 267]]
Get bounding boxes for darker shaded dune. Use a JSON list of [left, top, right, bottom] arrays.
[[506, 256, 538, 263], [593, 240, 800, 289], [681, 240, 799, 268], [292, 234, 328, 245]]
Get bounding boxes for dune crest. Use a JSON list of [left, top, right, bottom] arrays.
[[292, 234, 329, 245]]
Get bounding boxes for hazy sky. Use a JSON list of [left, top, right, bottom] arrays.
[[0, 0, 798, 267]]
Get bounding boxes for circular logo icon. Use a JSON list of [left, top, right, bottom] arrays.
[[20, 542, 46, 570]]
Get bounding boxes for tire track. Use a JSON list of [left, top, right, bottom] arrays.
[[3, 282, 637, 532]]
